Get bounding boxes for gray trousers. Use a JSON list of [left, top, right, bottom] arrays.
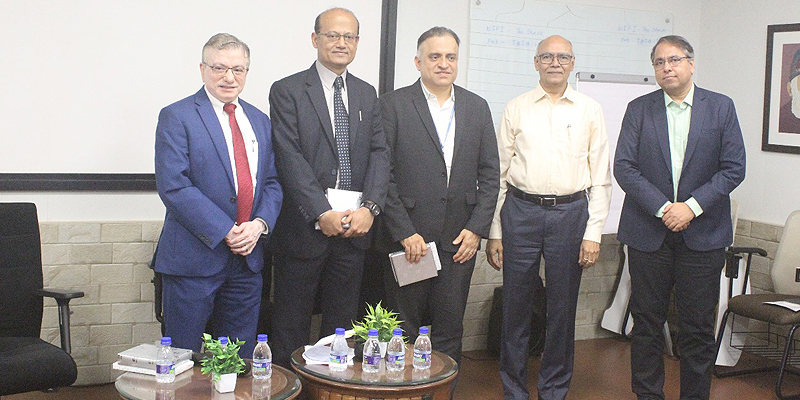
[[499, 194, 588, 400]]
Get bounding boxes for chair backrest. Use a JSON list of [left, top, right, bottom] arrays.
[[0, 202, 44, 338], [772, 210, 800, 295]]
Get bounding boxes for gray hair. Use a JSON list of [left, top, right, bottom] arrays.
[[650, 35, 694, 63], [416, 26, 460, 54], [314, 7, 360, 35], [202, 33, 250, 67]]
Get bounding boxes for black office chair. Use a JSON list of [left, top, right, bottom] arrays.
[[0, 203, 84, 396], [714, 210, 800, 400]]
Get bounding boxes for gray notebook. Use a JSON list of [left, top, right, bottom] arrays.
[[388, 242, 442, 287]]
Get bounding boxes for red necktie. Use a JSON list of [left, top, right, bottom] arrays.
[[223, 103, 253, 225]]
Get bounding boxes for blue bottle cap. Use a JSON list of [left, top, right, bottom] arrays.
[[335, 327, 345, 335], [257, 334, 268, 342], [392, 328, 403, 336], [161, 336, 171, 346], [219, 336, 229, 345], [419, 326, 429, 335], [368, 329, 379, 337]]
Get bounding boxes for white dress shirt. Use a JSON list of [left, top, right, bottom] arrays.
[[420, 81, 456, 185], [205, 87, 259, 195], [490, 83, 612, 243]]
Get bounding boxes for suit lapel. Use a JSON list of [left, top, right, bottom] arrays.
[[683, 86, 704, 170], [195, 89, 235, 191], [305, 67, 336, 154], [412, 82, 445, 157], [451, 86, 466, 166], [650, 91, 672, 173], [346, 76, 360, 148]]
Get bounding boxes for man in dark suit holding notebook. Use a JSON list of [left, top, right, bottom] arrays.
[[377, 26, 499, 365]]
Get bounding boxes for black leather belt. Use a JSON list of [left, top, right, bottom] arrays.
[[508, 184, 586, 207]]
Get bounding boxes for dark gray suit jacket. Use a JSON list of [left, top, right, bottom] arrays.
[[377, 80, 500, 253], [615, 86, 746, 252], [269, 64, 390, 258]]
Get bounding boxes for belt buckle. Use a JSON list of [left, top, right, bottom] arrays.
[[540, 197, 557, 207]]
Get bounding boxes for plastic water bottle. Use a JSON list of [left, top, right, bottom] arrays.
[[329, 328, 349, 372], [362, 329, 381, 373], [219, 336, 229, 347], [413, 326, 432, 370], [156, 336, 175, 383], [252, 333, 272, 379], [386, 328, 405, 372]]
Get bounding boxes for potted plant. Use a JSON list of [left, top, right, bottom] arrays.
[[352, 302, 404, 357], [199, 333, 246, 393]]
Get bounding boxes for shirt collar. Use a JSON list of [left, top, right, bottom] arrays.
[[419, 80, 454, 105], [315, 60, 348, 91], [663, 84, 695, 108], [204, 86, 240, 112], [531, 82, 575, 103]]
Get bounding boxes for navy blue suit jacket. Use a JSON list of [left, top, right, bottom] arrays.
[[269, 64, 390, 258], [614, 86, 745, 252], [154, 88, 283, 276]]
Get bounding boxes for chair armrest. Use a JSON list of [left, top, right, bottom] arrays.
[[728, 246, 768, 257], [35, 288, 85, 354], [37, 288, 85, 301]]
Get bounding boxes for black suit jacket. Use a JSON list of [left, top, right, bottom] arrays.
[[377, 81, 500, 253], [269, 64, 390, 258]]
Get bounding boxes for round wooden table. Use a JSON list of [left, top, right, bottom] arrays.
[[290, 346, 457, 400], [115, 364, 301, 400]]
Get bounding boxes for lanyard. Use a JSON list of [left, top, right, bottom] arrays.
[[438, 104, 455, 151]]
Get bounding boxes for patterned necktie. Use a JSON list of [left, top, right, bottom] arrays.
[[333, 76, 351, 190], [223, 103, 254, 225]]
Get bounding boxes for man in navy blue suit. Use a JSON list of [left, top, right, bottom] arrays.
[[615, 35, 746, 399], [154, 33, 282, 357]]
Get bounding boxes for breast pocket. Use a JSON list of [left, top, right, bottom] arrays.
[[567, 123, 590, 158]]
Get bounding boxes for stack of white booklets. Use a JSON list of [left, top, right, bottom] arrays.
[[112, 343, 194, 376]]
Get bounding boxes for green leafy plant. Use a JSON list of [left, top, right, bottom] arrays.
[[352, 302, 405, 343], [199, 333, 246, 381]]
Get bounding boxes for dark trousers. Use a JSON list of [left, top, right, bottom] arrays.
[[499, 194, 588, 400], [271, 237, 365, 367], [383, 247, 476, 365], [162, 254, 262, 357], [628, 232, 725, 400]]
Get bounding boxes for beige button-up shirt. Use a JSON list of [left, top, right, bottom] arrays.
[[489, 83, 612, 243]]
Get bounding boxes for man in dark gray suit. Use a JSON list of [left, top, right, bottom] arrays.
[[378, 26, 499, 365], [268, 7, 390, 367]]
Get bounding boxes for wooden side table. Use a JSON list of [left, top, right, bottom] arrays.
[[290, 346, 457, 400]]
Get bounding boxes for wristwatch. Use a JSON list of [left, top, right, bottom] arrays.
[[360, 200, 381, 217]]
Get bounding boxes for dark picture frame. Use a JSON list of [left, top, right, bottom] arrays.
[[763, 23, 800, 154]]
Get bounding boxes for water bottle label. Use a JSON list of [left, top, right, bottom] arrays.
[[156, 364, 174, 375], [330, 354, 348, 365], [364, 354, 381, 366], [253, 361, 271, 373], [387, 353, 405, 365], [413, 350, 431, 363]]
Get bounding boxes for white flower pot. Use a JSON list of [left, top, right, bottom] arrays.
[[379, 341, 387, 358], [213, 372, 237, 393]]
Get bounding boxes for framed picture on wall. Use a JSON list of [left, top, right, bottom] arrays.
[[763, 23, 800, 154]]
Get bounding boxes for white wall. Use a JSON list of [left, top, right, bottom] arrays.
[[700, 0, 800, 226]]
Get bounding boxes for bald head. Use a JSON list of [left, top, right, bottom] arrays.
[[536, 35, 573, 55]]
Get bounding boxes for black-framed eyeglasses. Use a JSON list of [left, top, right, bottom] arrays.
[[536, 53, 573, 65], [318, 31, 358, 44], [203, 63, 248, 76], [652, 56, 692, 70]]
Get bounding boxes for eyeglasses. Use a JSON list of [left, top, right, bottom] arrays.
[[203, 63, 248, 76], [536, 53, 573, 65], [652, 56, 691, 70], [318, 31, 358, 44]]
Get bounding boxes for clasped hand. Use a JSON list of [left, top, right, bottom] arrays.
[[226, 221, 264, 256]]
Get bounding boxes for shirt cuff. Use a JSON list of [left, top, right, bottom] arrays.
[[655, 201, 671, 218], [255, 217, 269, 236], [685, 197, 703, 217]]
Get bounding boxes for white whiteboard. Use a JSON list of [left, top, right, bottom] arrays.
[[575, 73, 657, 234], [467, 0, 672, 125]]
